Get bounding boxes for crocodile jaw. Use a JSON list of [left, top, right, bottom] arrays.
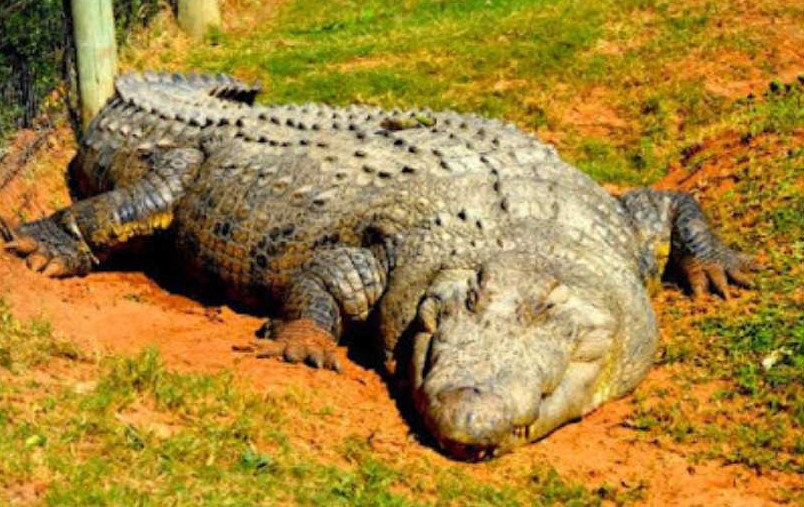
[[411, 333, 545, 460], [407, 263, 587, 460], [410, 321, 549, 460]]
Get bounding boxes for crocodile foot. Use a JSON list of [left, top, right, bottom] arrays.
[[255, 318, 342, 372], [1, 215, 95, 278], [677, 246, 757, 299]]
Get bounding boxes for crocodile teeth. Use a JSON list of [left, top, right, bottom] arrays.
[[418, 298, 439, 333], [512, 423, 537, 441]]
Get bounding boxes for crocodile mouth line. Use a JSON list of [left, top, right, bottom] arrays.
[[436, 439, 500, 461], [436, 423, 538, 461]]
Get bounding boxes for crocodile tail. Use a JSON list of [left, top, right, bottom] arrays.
[[114, 71, 262, 126], [73, 72, 258, 196]]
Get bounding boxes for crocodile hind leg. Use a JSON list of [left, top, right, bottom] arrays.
[[3, 148, 204, 277], [620, 189, 756, 298], [256, 246, 390, 371]]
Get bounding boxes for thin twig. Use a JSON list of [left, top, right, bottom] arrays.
[[0, 125, 52, 193], [1, 0, 35, 18]]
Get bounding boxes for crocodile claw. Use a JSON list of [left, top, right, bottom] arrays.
[[255, 319, 342, 372], [42, 259, 68, 278], [679, 247, 757, 300], [0, 216, 14, 242], [4, 237, 39, 254], [26, 253, 50, 272], [3, 216, 95, 278]]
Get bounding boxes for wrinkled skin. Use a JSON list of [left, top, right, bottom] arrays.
[[2, 72, 754, 460], [407, 257, 632, 459]]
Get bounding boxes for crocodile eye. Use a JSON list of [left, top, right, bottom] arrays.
[[533, 301, 555, 315], [476, 266, 488, 288], [516, 299, 554, 325], [465, 288, 479, 312]]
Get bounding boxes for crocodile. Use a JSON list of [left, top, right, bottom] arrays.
[[0, 72, 754, 460]]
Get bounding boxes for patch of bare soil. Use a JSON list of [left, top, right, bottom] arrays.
[[328, 52, 454, 75], [557, 86, 633, 140], [220, 0, 286, 35], [667, 1, 804, 101], [1, 123, 801, 504], [657, 129, 804, 195]]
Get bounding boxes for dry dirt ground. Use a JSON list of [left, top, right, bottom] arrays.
[[0, 120, 800, 505]]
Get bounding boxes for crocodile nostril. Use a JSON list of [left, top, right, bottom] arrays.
[[436, 386, 483, 404]]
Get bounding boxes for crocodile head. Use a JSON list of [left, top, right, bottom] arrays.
[[409, 259, 609, 460]]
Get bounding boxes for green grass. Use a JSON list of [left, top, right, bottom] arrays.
[[1, 300, 617, 505]]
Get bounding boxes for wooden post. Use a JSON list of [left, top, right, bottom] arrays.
[[70, 0, 118, 130], [178, 0, 221, 39]]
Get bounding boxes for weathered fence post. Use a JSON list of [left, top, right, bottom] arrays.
[[178, 0, 221, 39], [70, 0, 118, 130]]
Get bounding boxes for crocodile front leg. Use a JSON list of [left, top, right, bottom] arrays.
[[620, 188, 755, 298], [257, 246, 389, 371], [2, 148, 204, 277]]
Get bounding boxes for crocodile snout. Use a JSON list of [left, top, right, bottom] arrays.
[[427, 386, 510, 459]]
